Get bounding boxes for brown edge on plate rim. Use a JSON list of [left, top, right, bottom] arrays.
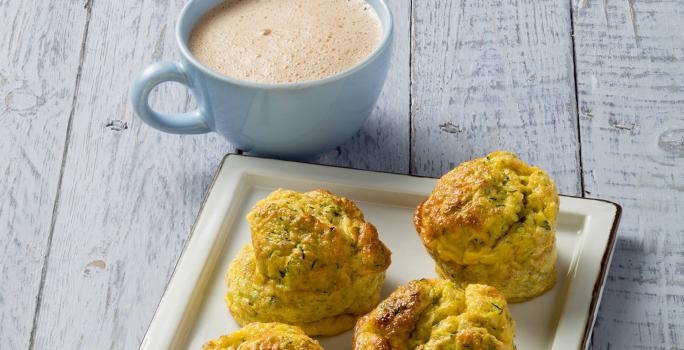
[[139, 152, 623, 349], [578, 197, 622, 350]]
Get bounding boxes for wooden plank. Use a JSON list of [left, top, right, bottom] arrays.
[[410, 0, 582, 195], [573, 0, 684, 348], [0, 1, 87, 349], [314, 0, 411, 174], [29, 1, 410, 349], [28, 1, 234, 349]]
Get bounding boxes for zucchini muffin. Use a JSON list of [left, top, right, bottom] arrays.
[[226, 189, 392, 336], [414, 151, 559, 302], [353, 279, 515, 350], [202, 322, 323, 350]]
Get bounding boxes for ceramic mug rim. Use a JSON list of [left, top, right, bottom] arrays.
[[176, 0, 394, 91]]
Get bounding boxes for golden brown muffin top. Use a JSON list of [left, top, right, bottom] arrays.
[[202, 322, 323, 350], [414, 151, 559, 266], [247, 189, 391, 292], [353, 279, 515, 350]]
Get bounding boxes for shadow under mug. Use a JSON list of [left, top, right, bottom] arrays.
[[131, 0, 393, 158]]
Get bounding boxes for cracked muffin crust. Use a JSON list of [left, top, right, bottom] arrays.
[[201, 322, 323, 350], [414, 151, 559, 302], [226, 189, 392, 336], [353, 279, 516, 350]]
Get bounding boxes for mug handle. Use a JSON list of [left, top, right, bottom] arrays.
[[131, 61, 211, 134]]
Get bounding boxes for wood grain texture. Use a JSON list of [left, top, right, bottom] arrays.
[[573, 1, 684, 349], [0, 1, 87, 349], [28, 1, 234, 349], [314, 0, 411, 174], [410, 0, 582, 195], [4, 0, 681, 348]]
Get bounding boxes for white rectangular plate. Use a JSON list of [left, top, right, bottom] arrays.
[[140, 155, 621, 350]]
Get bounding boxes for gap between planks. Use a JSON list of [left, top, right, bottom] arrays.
[[569, 0, 586, 196], [408, 0, 415, 174], [27, 1, 94, 349]]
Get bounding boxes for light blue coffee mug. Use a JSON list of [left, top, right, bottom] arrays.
[[131, 0, 393, 158]]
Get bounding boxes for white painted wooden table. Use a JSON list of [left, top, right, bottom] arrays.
[[1, 0, 682, 349]]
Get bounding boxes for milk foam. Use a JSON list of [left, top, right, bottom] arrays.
[[189, 0, 383, 84]]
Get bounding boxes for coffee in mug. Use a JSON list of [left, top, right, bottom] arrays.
[[188, 0, 383, 84], [131, 0, 393, 157]]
